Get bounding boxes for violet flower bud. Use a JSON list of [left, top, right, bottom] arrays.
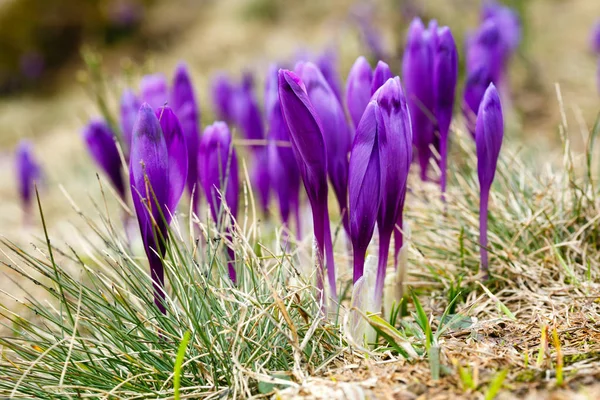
[[297, 61, 351, 235], [171, 62, 202, 214], [482, 0, 521, 58], [371, 61, 392, 95], [316, 47, 344, 104], [211, 73, 234, 122], [200, 122, 239, 282], [402, 18, 435, 181], [466, 20, 503, 85], [129, 104, 188, 313], [278, 69, 337, 300], [140, 74, 169, 110], [346, 56, 374, 129], [15, 140, 41, 215], [476, 84, 503, 278], [265, 65, 301, 237], [119, 89, 140, 158], [82, 119, 125, 199], [433, 27, 458, 195]]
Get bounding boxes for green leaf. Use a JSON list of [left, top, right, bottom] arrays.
[[174, 331, 191, 400], [484, 369, 508, 400]]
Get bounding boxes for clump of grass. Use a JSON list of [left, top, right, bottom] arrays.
[[0, 184, 344, 398]]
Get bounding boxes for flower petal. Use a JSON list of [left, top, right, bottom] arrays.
[[346, 56, 373, 128]]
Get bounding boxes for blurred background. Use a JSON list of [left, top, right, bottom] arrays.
[[0, 0, 598, 236]]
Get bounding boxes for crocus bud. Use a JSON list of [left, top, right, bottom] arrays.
[[83, 119, 125, 199], [466, 20, 503, 85], [211, 73, 234, 122], [317, 47, 344, 104], [592, 21, 600, 54], [371, 61, 392, 95], [476, 84, 503, 278], [119, 89, 140, 158], [482, 0, 521, 58], [130, 103, 188, 313], [373, 77, 412, 306], [171, 62, 202, 214], [434, 27, 458, 195], [346, 56, 374, 129], [200, 122, 239, 282], [278, 69, 337, 301], [140, 74, 169, 110], [297, 61, 351, 235], [265, 65, 301, 237], [15, 140, 41, 215], [403, 18, 435, 181]]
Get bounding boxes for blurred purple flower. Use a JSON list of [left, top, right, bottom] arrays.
[[211, 73, 235, 122], [140, 74, 169, 110], [15, 140, 42, 214], [316, 48, 344, 104], [351, 4, 387, 61], [463, 65, 493, 138], [278, 69, 337, 300], [346, 56, 374, 129], [19, 52, 44, 80], [171, 62, 202, 214], [107, 0, 143, 27], [476, 84, 503, 278], [434, 27, 458, 195], [200, 122, 239, 282], [297, 61, 351, 236], [402, 18, 436, 181], [119, 89, 140, 158], [371, 61, 392, 95], [83, 119, 126, 199], [482, 0, 521, 57], [129, 104, 188, 314], [265, 65, 301, 237]]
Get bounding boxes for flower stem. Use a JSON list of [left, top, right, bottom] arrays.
[[480, 188, 490, 279], [323, 205, 338, 301], [374, 230, 391, 309]]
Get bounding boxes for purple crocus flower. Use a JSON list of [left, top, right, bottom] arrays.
[[297, 61, 351, 235], [171, 62, 202, 214], [317, 47, 344, 104], [129, 104, 188, 314], [200, 122, 239, 282], [466, 20, 503, 85], [140, 74, 169, 110], [434, 27, 458, 195], [482, 0, 521, 59], [591, 21, 600, 54], [346, 56, 374, 129], [348, 77, 412, 290], [476, 84, 503, 278], [278, 69, 337, 301], [371, 61, 392, 95], [119, 89, 140, 158], [352, 4, 387, 61], [265, 65, 301, 238], [82, 119, 126, 199], [403, 18, 436, 181], [15, 140, 41, 215], [211, 73, 234, 122]]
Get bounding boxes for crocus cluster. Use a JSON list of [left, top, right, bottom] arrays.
[[402, 18, 458, 183], [348, 76, 412, 312], [463, 1, 520, 137], [476, 84, 503, 278], [15, 140, 42, 220]]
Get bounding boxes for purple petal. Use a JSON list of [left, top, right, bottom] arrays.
[[171, 62, 199, 118], [15, 140, 41, 210], [371, 61, 392, 95], [434, 27, 458, 139], [592, 21, 600, 54], [155, 106, 188, 217], [316, 47, 344, 104], [119, 89, 140, 158], [348, 101, 381, 281], [463, 65, 493, 138], [129, 103, 170, 255], [140, 74, 169, 110], [298, 62, 351, 233], [346, 56, 373, 129], [82, 119, 125, 198]]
